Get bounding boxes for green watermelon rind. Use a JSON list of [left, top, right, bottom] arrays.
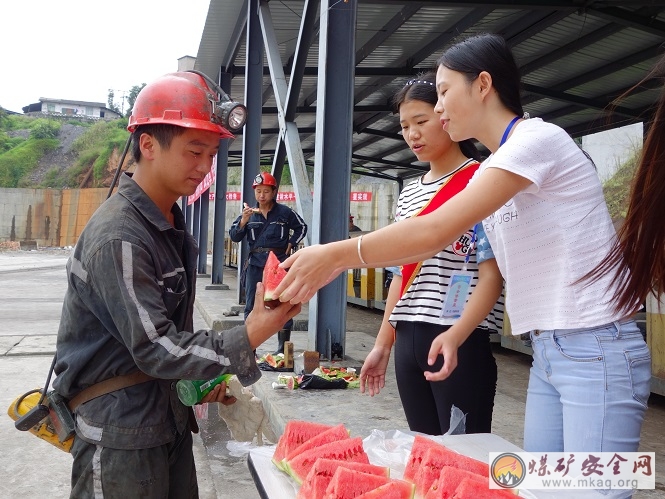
[[272, 420, 335, 471], [285, 437, 369, 485]]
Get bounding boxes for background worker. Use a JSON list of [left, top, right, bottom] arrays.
[[52, 72, 300, 498], [349, 214, 362, 233], [229, 172, 307, 354]]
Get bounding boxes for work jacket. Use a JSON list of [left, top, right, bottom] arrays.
[[54, 174, 260, 450], [229, 202, 307, 267]]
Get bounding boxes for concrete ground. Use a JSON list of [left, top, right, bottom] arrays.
[[0, 248, 663, 498]]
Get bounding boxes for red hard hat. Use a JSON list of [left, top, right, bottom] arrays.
[[127, 72, 234, 139], [252, 172, 277, 188]]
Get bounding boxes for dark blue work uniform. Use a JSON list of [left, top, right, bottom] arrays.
[[229, 202, 307, 325]]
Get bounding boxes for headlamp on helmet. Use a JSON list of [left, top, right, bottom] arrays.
[[191, 70, 247, 133], [253, 172, 277, 188]]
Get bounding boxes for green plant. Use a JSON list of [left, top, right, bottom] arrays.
[[30, 119, 61, 139], [0, 138, 58, 187], [602, 149, 640, 221], [40, 166, 66, 188]]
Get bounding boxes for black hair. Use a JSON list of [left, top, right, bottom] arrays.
[[437, 33, 524, 118], [130, 124, 187, 163], [392, 71, 482, 161]]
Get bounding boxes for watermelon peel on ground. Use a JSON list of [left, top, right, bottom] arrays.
[[263, 251, 287, 301]]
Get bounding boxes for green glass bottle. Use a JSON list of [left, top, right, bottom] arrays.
[[176, 373, 233, 406]]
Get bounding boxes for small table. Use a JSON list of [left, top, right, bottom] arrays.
[[247, 431, 610, 499]]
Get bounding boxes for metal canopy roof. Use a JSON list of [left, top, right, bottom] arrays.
[[195, 0, 665, 182]]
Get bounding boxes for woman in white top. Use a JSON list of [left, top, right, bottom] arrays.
[[275, 33, 651, 454]]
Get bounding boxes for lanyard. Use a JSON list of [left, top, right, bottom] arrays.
[[500, 116, 521, 147], [462, 224, 479, 270]]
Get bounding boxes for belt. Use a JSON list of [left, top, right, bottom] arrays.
[[250, 247, 286, 254]]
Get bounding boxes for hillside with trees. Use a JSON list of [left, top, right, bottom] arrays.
[[0, 109, 132, 189]]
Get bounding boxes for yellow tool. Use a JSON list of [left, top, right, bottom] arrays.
[[7, 389, 73, 452]]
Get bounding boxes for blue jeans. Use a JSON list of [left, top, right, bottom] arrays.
[[523, 320, 651, 453]]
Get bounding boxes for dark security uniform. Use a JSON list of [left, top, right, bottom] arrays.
[[229, 202, 306, 323], [54, 174, 260, 498]]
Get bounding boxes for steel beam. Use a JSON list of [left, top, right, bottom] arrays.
[[309, 0, 357, 360], [198, 191, 210, 275], [258, 0, 314, 244], [208, 72, 232, 290], [237, 0, 264, 304]]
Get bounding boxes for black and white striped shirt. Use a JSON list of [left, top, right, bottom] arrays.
[[389, 160, 504, 332]]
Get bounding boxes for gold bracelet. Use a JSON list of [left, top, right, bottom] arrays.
[[357, 234, 367, 265]]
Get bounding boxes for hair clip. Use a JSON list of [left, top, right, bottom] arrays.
[[405, 79, 435, 87], [523, 112, 530, 119]]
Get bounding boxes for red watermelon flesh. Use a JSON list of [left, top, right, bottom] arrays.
[[284, 424, 350, 464], [403, 435, 442, 483], [356, 480, 415, 499], [286, 437, 370, 485], [263, 251, 287, 301], [404, 436, 489, 486], [424, 466, 485, 499], [451, 477, 517, 499], [297, 459, 390, 499], [323, 468, 392, 499], [355, 480, 416, 499], [272, 420, 335, 469], [413, 446, 489, 498]]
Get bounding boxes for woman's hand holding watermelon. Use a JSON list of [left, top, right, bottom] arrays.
[[245, 282, 301, 349], [275, 243, 354, 304]]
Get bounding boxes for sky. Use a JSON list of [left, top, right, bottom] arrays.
[[0, 0, 211, 113]]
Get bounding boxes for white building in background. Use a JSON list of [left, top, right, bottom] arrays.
[[582, 122, 643, 182], [22, 98, 122, 120]]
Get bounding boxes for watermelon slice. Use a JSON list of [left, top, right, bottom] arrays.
[[297, 459, 390, 499], [272, 420, 335, 469], [284, 424, 350, 465], [404, 436, 489, 485], [263, 251, 287, 301], [413, 446, 490, 498], [424, 466, 485, 499], [323, 468, 392, 499], [355, 480, 416, 499], [451, 477, 517, 498], [285, 437, 370, 485]]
